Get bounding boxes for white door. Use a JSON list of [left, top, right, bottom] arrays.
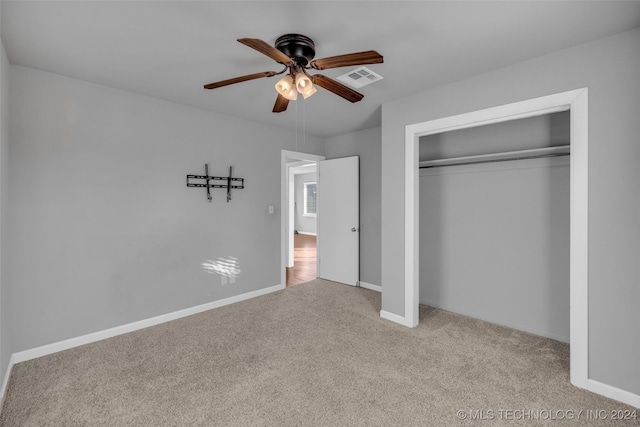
[[318, 156, 359, 286]]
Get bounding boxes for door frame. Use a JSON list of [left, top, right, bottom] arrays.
[[281, 150, 325, 288], [402, 88, 589, 389]]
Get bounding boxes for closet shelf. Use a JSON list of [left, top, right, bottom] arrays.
[[419, 145, 570, 169]]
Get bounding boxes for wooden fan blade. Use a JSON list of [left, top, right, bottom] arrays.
[[204, 71, 277, 90], [309, 50, 383, 70], [238, 38, 294, 65], [273, 94, 289, 113], [312, 75, 364, 103]]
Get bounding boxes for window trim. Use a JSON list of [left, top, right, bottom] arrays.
[[303, 181, 317, 217]]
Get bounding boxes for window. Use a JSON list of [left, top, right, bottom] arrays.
[[303, 182, 317, 216]]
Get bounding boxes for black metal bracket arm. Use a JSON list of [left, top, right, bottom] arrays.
[[186, 164, 244, 203]]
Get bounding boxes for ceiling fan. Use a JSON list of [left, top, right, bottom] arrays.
[[203, 34, 383, 113]]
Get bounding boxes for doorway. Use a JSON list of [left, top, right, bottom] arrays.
[[280, 150, 325, 288], [287, 161, 318, 287], [280, 151, 360, 288]]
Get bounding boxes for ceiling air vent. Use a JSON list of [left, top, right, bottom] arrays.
[[336, 66, 383, 89]]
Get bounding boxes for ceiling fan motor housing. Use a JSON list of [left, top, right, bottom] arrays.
[[275, 34, 316, 65]]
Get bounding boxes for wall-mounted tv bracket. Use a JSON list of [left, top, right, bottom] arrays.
[[186, 164, 244, 203]]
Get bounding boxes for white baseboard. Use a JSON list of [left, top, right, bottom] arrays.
[[0, 283, 284, 398], [588, 379, 640, 409], [296, 231, 317, 236], [380, 310, 413, 327], [359, 281, 381, 292], [0, 355, 15, 406]]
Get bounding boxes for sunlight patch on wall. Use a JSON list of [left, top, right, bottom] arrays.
[[201, 257, 241, 285]]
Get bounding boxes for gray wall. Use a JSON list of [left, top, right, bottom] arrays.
[[325, 127, 381, 287], [7, 65, 324, 352], [382, 28, 640, 394], [419, 113, 570, 342], [420, 111, 569, 161], [294, 172, 317, 234], [0, 22, 10, 387]]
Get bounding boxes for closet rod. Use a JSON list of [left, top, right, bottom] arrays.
[[419, 152, 570, 169]]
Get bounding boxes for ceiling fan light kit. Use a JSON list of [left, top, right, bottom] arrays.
[[204, 34, 383, 113], [295, 74, 317, 99], [275, 74, 297, 101], [275, 72, 317, 101]]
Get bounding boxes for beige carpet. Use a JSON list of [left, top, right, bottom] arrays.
[[1, 279, 638, 426]]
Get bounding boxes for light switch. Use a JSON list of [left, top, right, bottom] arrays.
[[268, 205, 274, 214]]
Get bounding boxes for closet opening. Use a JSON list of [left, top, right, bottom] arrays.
[[418, 111, 570, 342]]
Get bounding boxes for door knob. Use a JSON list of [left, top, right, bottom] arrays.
[[351, 227, 358, 232]]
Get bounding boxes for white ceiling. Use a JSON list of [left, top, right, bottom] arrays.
[[3, 1, 640, 138]]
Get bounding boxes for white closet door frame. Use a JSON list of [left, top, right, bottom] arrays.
[[401, 89, 589, 391]]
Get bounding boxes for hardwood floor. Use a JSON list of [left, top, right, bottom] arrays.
[[286, 234, 317, 287]]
